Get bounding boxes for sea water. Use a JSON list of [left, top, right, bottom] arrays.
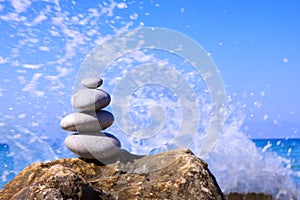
[[253, 139, 300, 188]]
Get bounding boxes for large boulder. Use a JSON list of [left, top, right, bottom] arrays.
[[0, 149, 225, 200]]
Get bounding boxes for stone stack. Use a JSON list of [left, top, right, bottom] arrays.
[[60, 77, 121, 159]]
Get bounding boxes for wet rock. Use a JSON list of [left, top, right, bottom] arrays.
[[0, 149, 225, 200]]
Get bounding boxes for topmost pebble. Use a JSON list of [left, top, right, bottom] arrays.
[[81, 77, 103, 89]]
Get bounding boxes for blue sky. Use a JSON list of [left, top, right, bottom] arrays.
[[136, 0, 300, 138], [0, 0, 299, 139]]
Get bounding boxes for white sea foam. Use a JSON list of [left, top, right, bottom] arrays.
[[202, 108, 299, 199]]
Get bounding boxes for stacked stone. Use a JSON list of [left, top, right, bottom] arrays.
[[60, 77, 121, 159]]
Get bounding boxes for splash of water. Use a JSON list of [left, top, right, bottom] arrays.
[[202, 105, 299, 199]]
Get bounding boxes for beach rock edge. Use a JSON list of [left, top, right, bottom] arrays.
[[0, 148, 225, 200]]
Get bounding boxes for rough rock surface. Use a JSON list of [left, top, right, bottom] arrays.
[[0, 149, 225, 200]]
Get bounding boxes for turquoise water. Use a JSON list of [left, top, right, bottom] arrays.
[[0, 144, 16, 188], [253, 138, 300, 188]]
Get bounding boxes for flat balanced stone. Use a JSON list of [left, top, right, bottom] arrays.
[[81, 77, 103, 89], [71, 89, 111, 111], [65, 133, 121, 159], [60, 110, 114, 132]]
